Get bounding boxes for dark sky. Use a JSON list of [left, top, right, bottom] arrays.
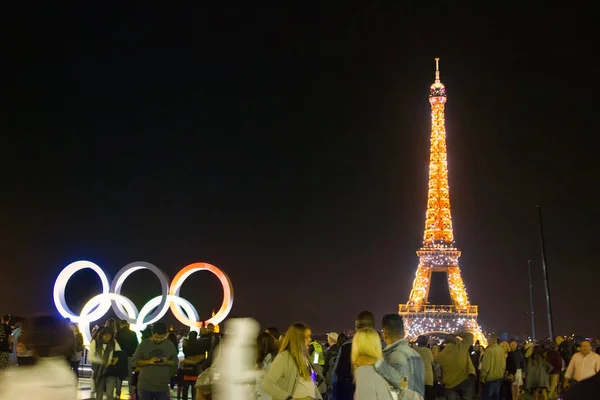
[[4, 3, 599, 338]]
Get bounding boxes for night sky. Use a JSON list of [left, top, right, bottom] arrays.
[[4, 4, 598, 337]]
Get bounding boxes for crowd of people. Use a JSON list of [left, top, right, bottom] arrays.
[[0, 311, 599, 400]]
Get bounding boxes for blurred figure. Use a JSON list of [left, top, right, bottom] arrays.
[[69, 322, 84, 378], [0, 315, 77, 399], [0, 314, 12, 372], [15, 319, 34, 366], [9, 320, 22, 363], [214, 318, 261, 400], [90, 327, 122, 400], [351, 328, 394, 400], [263, 322, 323, 399]]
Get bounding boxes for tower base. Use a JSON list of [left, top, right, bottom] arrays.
[[399, 304, 487, 346]]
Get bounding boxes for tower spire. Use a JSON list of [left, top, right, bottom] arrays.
[[430, 57, 446, 94]]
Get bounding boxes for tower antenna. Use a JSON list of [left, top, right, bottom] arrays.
[[435, 58, 440, 82]]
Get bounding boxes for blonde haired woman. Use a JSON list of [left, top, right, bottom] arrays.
[[262, 322, 322, 400], [352, 328, 394, 400]]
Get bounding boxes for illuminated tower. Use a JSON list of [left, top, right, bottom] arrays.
[[399, 58, 486, 344]]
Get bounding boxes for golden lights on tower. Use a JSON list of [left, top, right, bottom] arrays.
[[400, 59, 484, 345]]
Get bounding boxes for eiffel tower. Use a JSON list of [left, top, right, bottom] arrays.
[[399, 58, 486, 345]]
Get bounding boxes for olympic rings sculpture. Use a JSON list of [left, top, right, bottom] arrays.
[[53, 260, 234, 344]]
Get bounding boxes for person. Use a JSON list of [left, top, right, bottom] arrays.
[[431, 344, 444, 399], [480, 335, 506, 400], [562, 371, 600, 399], [564, 340, 600, 389], [105, 319, 118, 335], [355, 314, 425, 399], [545, 343, 562, 398], [525, 344, 551, 400], [0, 314, 13, 372], [89, 327, 122, 400], [180, 331, 207, 400], [413, 335, 434, 400], [0, 315, 77, 399], [332, 311, 375, 400], [133, 322, 178, 400], [506, 339, 525, 400], [438, 331, 475, 400], [69, 322, 84, 378], [308, 336, 326, 397], [9, 320, 22, 363], [115, 319, 139, 400], [255, 331, 279, 399], [322, 332, 339, 398], [469, 342, 482, 396], [351, 328, 394, 400], [266, 327, 282, 348], [262, 322, 323, 400]]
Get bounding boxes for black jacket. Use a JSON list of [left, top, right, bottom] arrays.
[[116, 328, 139, 357], [332, 340, 353, 400], [106, 350, 129, 380]]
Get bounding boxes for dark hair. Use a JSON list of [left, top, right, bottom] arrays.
[[153, 322, 167, 335], [337, 333, 348, 346], [119, 319, 129, 328], [531, 345, 545, 367], [104, 318, 117, 334], [509, 338, 517, 344], [97, 327, 115, 341], [355, 311, 375, 330], [2, 314, 10, 323], [257, 332, 279, 365], [69, 322, 80, 333], [416, 335, 428, 346], [382, 314, 404, 338], [168, 332, 178, 347], [266, 327, 281, 339]]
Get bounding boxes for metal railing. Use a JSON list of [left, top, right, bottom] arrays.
[[398, 304, 478, 314]]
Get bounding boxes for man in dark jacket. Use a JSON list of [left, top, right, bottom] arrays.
[[115, 319, 139, 398], [332, 311, 374, 400]]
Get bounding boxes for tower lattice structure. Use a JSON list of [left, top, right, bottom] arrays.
[[399, 59, 486, 345]]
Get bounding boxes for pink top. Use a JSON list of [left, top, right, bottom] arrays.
[[565, 352, 600, 382]]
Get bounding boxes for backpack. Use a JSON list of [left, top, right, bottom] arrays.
[[325, 348, 340, 387]]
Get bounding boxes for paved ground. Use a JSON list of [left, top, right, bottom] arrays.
[[76, 378, 182, 399]]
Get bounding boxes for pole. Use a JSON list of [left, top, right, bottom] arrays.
[[527, 260, 536, 341], [536, 205, 555, 340]]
